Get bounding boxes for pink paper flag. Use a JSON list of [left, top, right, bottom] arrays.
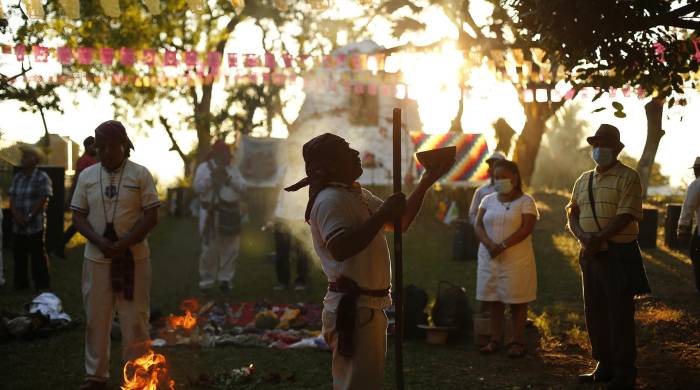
[[244, 54, 259, 67], [185, 51, 198, 67], [164, 50, 178, 67], [350, 54, 361, 69], [353, 83, 365, 95], [367, 83, 378, 96], [323, 55, 334, 68], [15, 44, 26, 61], [207, 52, 222, 71], [272, 73, 285, 85], [282, 54, 293, 67], [262, 72, 271, 82], [77, 47, 94, 65], [142, 49, 156, 66], [692, 39, 700, 62], [652, 42, 666, 63], [57, 47, 73, 65], [336, 54, 347, 67], [33, 46, 49, 62], [264, 53, 276, 68], [380, 84, 393, 96], [100, 48, 115, 65], [227, 53, 238, 68], [120, 48, 135, 66]]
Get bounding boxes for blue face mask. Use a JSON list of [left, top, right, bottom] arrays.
[[592, 147, 615, 167]]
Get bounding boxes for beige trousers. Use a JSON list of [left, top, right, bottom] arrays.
[[199, 207, 240, 289], [322, 307, 388, 390], [82, 258, 151, 382]]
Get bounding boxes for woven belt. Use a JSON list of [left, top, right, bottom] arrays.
[[328, 282, 389, 297]]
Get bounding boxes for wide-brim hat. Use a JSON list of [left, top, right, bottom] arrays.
[[586, 124, 624, 148], [691, 156, 700, 169], [19, 144, 45, 161]]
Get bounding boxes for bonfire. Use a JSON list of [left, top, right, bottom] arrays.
[[121, 349, 174, 390]]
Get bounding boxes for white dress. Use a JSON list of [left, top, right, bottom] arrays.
[[476, 193, 539, 304]]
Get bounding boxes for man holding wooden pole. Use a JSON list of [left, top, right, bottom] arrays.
[[285, 128, 452, 389]]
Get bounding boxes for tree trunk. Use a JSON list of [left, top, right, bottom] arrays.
[[513, 101, 563, 187], [637, 98, 665, 199], [194, 84, 214, 166]]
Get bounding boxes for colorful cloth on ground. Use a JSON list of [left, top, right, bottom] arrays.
[[410, 132, 490, 183], [8, 169, 53, 235]]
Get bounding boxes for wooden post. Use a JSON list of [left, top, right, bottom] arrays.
[[392, 107, 404, 390]]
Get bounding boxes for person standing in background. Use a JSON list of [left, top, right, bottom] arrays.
[[0, 192, 4, 287], [61, 136, 99, 257], [468, 151, 506, 226], [193, 139, 247, 293], [677, 156, 700, 295], [9, 145, 53, 291]]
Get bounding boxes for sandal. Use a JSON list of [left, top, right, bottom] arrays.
[[506, 342, 526, 358], [479, 340, 501, 355]]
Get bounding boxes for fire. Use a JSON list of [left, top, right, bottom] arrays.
[[167, 310, 197, 331], [121, 349, 174, 390]]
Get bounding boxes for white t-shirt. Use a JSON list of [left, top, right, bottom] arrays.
[[309, 185, 392, 312], [469, 184, 496, 225], [70, 160, 160, 263], [679, 176, 700, 235]]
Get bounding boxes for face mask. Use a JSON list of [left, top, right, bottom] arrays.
[[592, 147, 615, 167], [494, 178, 513, 194]]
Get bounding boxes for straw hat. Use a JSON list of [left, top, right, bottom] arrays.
[[691, 157, 700, 169], [19, 144, 45, 162]]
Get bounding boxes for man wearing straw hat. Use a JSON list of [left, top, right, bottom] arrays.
[[8, 144, 52, 291], [71, 120, 160, 390], [567, 124, 650, 390], [285, 133, 452, 390], [677, 156, 700, 295]]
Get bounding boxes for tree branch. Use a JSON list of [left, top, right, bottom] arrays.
[[159, 115, 189, 165]]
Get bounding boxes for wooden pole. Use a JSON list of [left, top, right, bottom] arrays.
[[392, 107, 404, 390]]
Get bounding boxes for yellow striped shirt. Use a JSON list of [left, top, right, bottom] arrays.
[[570, 162, 643, 243]]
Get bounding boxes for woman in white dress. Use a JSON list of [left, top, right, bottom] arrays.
[[474, 160, 538, 358]]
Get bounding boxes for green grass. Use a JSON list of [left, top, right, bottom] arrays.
[[1, 191, 699, 389]]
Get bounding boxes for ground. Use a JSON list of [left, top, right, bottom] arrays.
[[1, 191, 699, 389]]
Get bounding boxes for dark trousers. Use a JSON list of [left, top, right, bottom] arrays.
[[580, 254, 637, 374], [274, 223, 309, 286], [14, 231, 50, 290], [690, 227, 700, 292]]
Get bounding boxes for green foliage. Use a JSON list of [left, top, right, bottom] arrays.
[[531, 103, 593, 190], [506, 0, 700, 97], [619, 153, 670, 187]]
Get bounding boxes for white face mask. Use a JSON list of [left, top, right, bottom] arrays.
[[592, 147, 615, 167], [494, 178, 513, 194]]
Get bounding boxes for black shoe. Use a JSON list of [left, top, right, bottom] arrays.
[[219, 281, 231, 293], [578, 365, 614, 384]]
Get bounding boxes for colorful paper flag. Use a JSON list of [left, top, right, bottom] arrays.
[[23, 0, 45, 18], [58, 0, 80, 18], [57, 47, 73, 64], [100, 47, 114, 65], [100, 0, 120, 17], [185, 51, 198, 67], [142, 49, 156, 66], [143, 0, 160, 15], [77, 47, 94, 65], [264, 53, 276, 68], [120, 47, 135, 66], [33, 46, 49, 62], [244, 54, 259, 67], [14, 45, 26, 61], [164, 50, 178, 66], [207, 52, 222, 71], [227, 53, 238, 67]]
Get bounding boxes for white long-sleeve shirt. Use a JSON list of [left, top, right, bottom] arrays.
[[679, 176, 700, 235], [193, 161, 247, 204]]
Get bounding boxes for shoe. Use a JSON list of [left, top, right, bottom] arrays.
[[273, 284, 289, 291], [219, 282, 231, 293], [79, 380, 106, 390], [578, 363, 614, 384], [294, 283, 307, 291]]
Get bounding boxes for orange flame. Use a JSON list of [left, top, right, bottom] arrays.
[[121, 349, 174, 390], [167, 310, 197, 331]]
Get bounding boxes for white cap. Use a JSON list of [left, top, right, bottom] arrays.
[[486, 150, 506, 163]]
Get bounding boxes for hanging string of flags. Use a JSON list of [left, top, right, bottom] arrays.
[[0, 0, 333, 19]]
